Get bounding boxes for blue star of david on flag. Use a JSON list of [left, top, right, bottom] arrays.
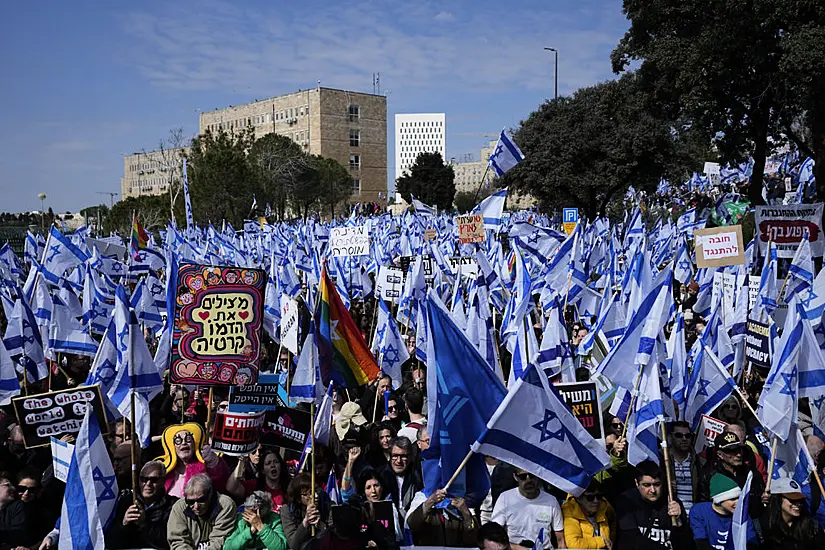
[[532, 409, 565, 442]]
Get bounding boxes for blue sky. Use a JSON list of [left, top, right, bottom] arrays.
[[0, 0, 629, 213]]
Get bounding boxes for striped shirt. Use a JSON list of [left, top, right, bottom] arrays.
[[673, 455, 694, 513]]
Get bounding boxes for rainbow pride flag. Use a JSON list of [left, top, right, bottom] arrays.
[[316, 266, 379, 387], [130, 214, 149, 259]]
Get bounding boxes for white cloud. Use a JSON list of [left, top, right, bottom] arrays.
[[434, 11, 455, 22], [119, 0, 627, 97]]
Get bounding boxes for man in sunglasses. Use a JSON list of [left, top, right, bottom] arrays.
[[107, 461, 177, 549], [665, 421, 698, 515], [167, 473, 237, 550], [697, 431, 765, 517], [490, 469, 565, 549]]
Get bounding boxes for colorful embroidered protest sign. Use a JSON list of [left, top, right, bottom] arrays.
[[170, 263, 266, 386]]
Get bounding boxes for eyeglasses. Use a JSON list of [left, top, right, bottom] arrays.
[[140, 476, 162, 485], [391, 453, 409, 461], [387, 406, 398, 412], [515, 473, 535, 481], [783, 496, 806, 505], [611, 422, 623, 428], [173, 433, 195, 445], [672, 433, 691, 439], [185, 493, 211, 506], [581, 493, 602, 502], [16, 485, 37, 494]]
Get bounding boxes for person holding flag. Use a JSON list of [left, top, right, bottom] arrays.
[[689, 474, 757, 550]]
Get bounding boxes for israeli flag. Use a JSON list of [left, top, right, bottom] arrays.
[[684, 345, 736, 430], [731, 472, 752, 550], [290, 322, 324, 404], [58, 409, 118, 550], [297, 384, 334, 470], [49, 295, 98, 358], [474, 188, 508, 230], [42, 227, 89, 277], [182, 157, 195, 232], [372, 298, 409, 389], [0, 337, 20, 406], [786, 231, 814, 302], [472, 363, 611, 497], [488, 130, 525, 177], [411, 195, 435, 217]]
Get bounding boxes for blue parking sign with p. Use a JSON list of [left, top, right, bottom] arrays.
[[563, 208, 579, 223]]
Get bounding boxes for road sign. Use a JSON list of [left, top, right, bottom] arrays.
[[563, 208, 579, 223]]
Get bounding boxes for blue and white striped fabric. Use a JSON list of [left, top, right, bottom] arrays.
[[290, 322, 323, 404], [786, 231, 814, 302], [58, 409, 118, 550], [684, 344, 736, 430], [474, 188, 508, 230], [42, 226, 89, 278], [731, 472, 752, 550], [0, 337, 20, 406], [326, 470, 342, 505], [667, 311, 688, 420], [674, 236, 694, 285], [32, 275, 54, 328], [371, 298, 409, 388], [129, 279, 163, 332], [49, 295, 98, 358], [472, 363, 611, 497], [297, 384, 333, 471], [627, 341, 665, 465], [3, 297, 49, 383], [762, 426, 815, 485], [183, 157, 195, 232], [536, 297, 575, 382], [411, 195, 435, 217], [488, 130, 525, 177], [82, 262, 114, 335], [755, 241, 778, 319], [107, 285, 164, 448]]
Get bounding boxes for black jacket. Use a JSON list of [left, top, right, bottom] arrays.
[[697, 455, 765, 518], [614, 488, 693, 550], [0, 500, 31, 550], [378, 464, 422, 516], [105, 490, 178, 549]]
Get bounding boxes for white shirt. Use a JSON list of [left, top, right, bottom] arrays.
[[490, 488, 563, 549], [397, 417, 427, 444]]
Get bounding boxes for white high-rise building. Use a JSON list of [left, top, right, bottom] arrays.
[[394, 113, 446, 183]]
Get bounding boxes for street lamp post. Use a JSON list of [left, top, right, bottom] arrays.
[[544, 47, 559, 100], [37, 193, 47, 233]]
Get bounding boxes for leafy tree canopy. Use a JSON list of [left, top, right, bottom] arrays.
[[396, 152, 456, 212]]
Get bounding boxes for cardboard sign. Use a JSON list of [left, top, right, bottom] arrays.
[[50, 437, 74, 482], [456, 214, 486, 244], [745, 319, 771, 367], [260, 406, 311, 452], [170, 263, 266, 386], [755, 203, 825, 258], [694, 414, 728, 457], [228, 373, 286, 413], [329, 226, 369, 257], [424, 229, 437, 241], [711, 272, 738, 327], [555, 381, 604, 440], [447, 256, 479, 278], [695, 226, 745, 268], [211, 410, 265, 456], [704, 162, 722, 187], [280, 295, 299, 355], [12, 385, 106, 448], [399, 255, 433, 279], [376, 266, 404, 303]]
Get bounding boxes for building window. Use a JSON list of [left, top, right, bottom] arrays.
[[306, 104, 310, 115], [348, 104, 360, 121], [349, 154, 360, 169], [350, 129, 360, 147], [351, 179, 361, 195]]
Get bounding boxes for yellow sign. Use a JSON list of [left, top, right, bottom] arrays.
[[563, 222, 577, 235]]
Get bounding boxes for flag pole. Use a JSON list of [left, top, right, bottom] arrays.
[[371, 366, 383, 424], [310, 400, 316, 537], [130, 391, 138, 505], [443, 449, 475, 492], [620, 365, 645, 440], [765, 437, 779, 495], [471, 165, 492, 206], [659, 422, 678, 527]]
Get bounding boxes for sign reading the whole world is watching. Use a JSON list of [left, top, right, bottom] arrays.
[[170, 263, 266, 386]]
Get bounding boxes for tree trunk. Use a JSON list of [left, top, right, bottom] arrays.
[[747, 104, 770, 206]]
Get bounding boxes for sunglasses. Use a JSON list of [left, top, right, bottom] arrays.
[[16, 485, 37, 494], [783, 496, 806, 505], [672, 433, 691, 439], [140, 476, 162, 485], [516, 473, 535, 481], [185, 493, 211, 506], [581, 493, 602, 502], [387, 406, 398, 412]]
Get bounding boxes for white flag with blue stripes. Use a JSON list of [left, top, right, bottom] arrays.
[[58, 408, 118, 550], [472, 363, 611, 497], [0, 337, 20, 406], [488, 130, 524, 177], [474, 188, 508, 231]]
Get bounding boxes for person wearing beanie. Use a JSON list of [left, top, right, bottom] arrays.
[[689, 474, 756, 550]]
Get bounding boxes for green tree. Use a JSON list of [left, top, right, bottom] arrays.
[[186, 128, 259, 226], [506, 73, 678, 218], [248, 133, 309, 220], [313, 156, 352, 218], [453, 185, 497, 213], [103, 195, 168, 235], [396, 152, 455, 211], [611, 0, 790, 205]]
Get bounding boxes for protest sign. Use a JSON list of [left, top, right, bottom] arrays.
[[50, 437, 74, 482], [424, 229, 437, 241], [711, 272, 738, 326], [447, 256, 479, 278], [363, 501, 395, 535], [170, 263, 266, 386], [280, 295, 299, 355], [456, 214, 486, 244], [399, 255, 433, 279], [376, 266, 404, 303], [12, 385, 106, 448], [555, 381, 604, 440], [704, 162, 721, 187], [329, 226, 369, 257], [228, 373, 286, 413], [211, 410, 265, 456], [695, 226, 745, 268], [745, 320, 771, 368], [694, 414, 728, 457], [260, 406, 311, 452], [755, 203, 825, 258]]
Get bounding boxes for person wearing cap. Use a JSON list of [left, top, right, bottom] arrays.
[[689, 474, 757, 550], [760, 477, 825, 549], [378, 436, 423, 518], [697, 431, 765, 517]]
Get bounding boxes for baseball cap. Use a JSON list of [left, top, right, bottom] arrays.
[[714, 431, 743, 451], [771, 477, 805, 499]]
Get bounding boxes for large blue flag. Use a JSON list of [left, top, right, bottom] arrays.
[[472, 363, 610, 496], [425, 290, 507, 498]]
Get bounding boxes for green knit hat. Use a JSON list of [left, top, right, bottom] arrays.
[[710, 474, 741, 504]]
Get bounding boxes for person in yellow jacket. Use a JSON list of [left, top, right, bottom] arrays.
[[561, 480, 617, 549]]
